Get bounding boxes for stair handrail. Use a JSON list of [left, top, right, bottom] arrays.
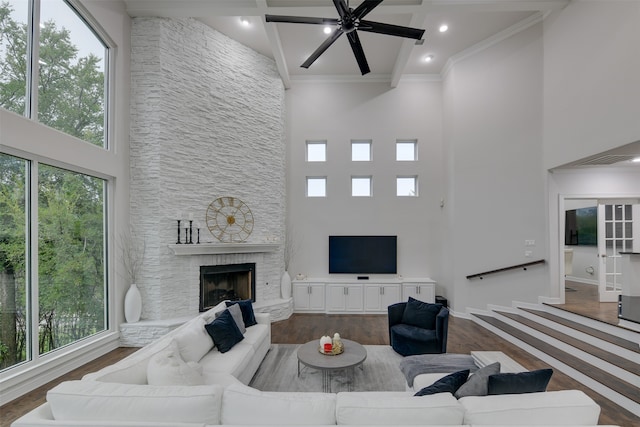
[[466, 259, 545, 280]]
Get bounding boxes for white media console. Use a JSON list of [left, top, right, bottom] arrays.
[[291, 278, 436, 314]]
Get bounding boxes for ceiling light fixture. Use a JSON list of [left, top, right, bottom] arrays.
[[423, 55, 434, 63], [439, 24, 448, 33], [323, 26, 332, 34], [240, 17, 251, 27], [632, 157, 640, 163]]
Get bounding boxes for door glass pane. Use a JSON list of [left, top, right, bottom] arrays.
[[615, 222, 622, 238], [0, 0, 29, 115], [0, 153, 30, 370], [614, 205, 622, 220], [39, 0, 107, 147], [605, 205, 612, 220], [625, 223, 632, 238], [624, 204, 632, 219], [606, 222, 612, 238], [38, 164, 106, 354]]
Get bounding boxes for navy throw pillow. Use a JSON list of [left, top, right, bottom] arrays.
[[414, 369, 469, 396], [204, 309, 244, 353], [401, 297, 442, 329], [487, 368, 553, 395], [226, 299, 257, 327]]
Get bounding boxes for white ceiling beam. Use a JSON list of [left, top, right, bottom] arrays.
[[256, 0, 291, 89], [390, 10, 427, 88]]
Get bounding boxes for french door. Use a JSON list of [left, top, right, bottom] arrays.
[[597, 202, 634, 302]]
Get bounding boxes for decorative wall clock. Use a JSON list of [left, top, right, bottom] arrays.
[[206, 197, 254, 243]]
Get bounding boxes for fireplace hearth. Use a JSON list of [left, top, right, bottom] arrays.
[[199, 263, 256, 312]]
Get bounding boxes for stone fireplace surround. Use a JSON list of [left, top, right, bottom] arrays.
[[120, 244, 293, 347]]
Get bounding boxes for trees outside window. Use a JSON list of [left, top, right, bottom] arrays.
[[0, 0, 107, 147], [0, 0, 109, 371]]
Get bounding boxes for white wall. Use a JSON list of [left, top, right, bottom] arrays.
[[286, 80, 444, 285], [442, 23, 547, 311], [543, 0, 640, 169]]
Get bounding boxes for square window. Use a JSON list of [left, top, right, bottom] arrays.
[[396, 140, 417, 161], [352, 140, 371, 161], [306, 141, 326, 162], [397, 176, 417, 196], [307, 177, 326, 197], [352, 176, 372, 197]]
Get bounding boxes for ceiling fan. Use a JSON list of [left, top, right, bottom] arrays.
[[265, 0, 425, 75]]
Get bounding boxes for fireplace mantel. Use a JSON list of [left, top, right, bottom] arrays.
[[168, 243, 280, 256]]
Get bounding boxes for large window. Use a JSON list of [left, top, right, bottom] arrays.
[[0, 153, 29, 370], [0, 154, 107, 372], [0, 0, 108, 147]]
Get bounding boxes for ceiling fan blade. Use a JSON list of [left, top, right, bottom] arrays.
[[359, 19, 425, 40], [301, 30, 344, 69], [352, 0, 384, 20], [346, 31, 370, 75], [333, 0, 350, 20], [265, 15, 339, 26]]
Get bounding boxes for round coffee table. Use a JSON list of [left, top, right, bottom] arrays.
[[297, 339, 367, 392]]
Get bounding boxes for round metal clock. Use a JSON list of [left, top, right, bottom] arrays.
[[206, 197, 254, 243]]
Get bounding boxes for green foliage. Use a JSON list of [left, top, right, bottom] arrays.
[[0, 2, 107, 369], [0, 1, 105, 146]]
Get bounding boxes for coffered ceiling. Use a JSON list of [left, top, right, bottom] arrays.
[[122, 0, 571, 88]]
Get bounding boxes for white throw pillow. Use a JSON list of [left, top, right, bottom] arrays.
[[174, 317, 214, 362], [147, 340, 204, 386]]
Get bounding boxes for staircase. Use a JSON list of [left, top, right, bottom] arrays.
[[469, 302, 640, 418]]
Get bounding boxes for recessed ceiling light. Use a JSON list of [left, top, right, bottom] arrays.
[[632, 157, 640, 163], [423, 55, 434, 63], [439, 24, 448, 33], [240, 17, 251, 27], [323, 26, 332, 34]]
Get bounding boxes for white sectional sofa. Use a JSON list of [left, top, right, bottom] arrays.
[[12, 300, 613, 427]]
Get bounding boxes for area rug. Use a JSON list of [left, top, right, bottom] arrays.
[[249, 344, 407, 393]]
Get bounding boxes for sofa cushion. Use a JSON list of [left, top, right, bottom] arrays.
[[226, 299, 257, 327], [47, 380, 223, 425], [222, 383, 336, 425], [459, 389, 601, 425], [199, 341, 256, 378], [414, 369, 469, 396], [216, 303, 246, 334], [488, 368, 553, 395], [336, 391, 465, 425], [147, 340, 204, 386], [401, 297, 442, 329], [455, 362, 501, 398], [205, 309, 244, 353], [174, 316, 214, 363]]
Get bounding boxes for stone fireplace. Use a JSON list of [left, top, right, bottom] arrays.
[[200, 263, 256, 311]]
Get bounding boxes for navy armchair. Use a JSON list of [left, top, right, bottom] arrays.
[[388, 297, 449, 356]]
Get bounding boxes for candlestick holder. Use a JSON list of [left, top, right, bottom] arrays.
[[176, 220, 182, 244], [189, 220, 194, 244], [183, 222, 190, 244], [196, 227, 201, 244]]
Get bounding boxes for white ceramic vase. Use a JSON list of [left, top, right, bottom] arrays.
[[124, 283, 142, 323], [281, 270, 292, 299]]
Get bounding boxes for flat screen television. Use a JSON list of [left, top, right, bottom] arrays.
[[565, 207, 597, 246], [329, 235, 397, 274]]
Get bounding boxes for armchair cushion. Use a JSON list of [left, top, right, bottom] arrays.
[[401, 297, 443, 329]]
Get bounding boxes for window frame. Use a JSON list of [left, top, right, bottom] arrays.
[[306, 176, 327, 198], [306, 140, 327, 162], [351, 140, 372, 162], [396, 139, 418, 162], [351, 175, 372, 197], [396, 175, 418, 197]]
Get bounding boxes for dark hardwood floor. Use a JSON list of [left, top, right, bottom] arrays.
[[2, 313, 638, 427]]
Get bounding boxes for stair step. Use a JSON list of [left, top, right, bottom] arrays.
[[473, 313, 640, 405], [533, 306, 640, 353], [496, 310, 640, 375]]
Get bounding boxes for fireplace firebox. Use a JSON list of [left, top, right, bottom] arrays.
[[199, 263, 256, 312]]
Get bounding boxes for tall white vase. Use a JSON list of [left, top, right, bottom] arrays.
[[281, 271, 292, 299], [124, 283, 142, 323]]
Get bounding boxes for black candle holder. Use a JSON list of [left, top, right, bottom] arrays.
[[176, 220, 182, 244], [189, 220, 194, 244], [196, 228, 201, 244]]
